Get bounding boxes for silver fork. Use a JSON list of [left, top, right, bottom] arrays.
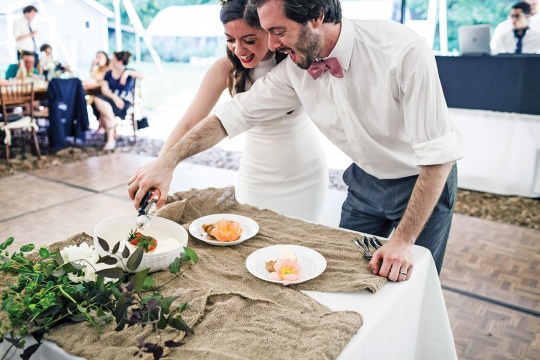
[[353, 236, 372, 260], [369, 236, 382, 251]]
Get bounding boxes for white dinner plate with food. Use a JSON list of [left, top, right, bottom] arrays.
[[188, 213, 259, 246], [245, 245, 327, 285]]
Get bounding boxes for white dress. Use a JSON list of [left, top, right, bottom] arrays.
[[235, 56, 328, 222]]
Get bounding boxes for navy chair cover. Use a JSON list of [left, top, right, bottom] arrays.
[[47, 78, 89, 150]]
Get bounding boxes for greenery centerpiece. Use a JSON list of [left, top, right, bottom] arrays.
[[0, 235, 198, 360]]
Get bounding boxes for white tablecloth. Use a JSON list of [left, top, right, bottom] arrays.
[[307, 245, 457, 360], [1, 246, 456, 360], [451, 108, 540, 197]]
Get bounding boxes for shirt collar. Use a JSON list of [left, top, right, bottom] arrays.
[[326, 18, 354, 72]]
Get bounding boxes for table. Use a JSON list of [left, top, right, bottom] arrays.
[[435, 54, 540, 115], [451, 108, 540, 197], [435, 55, 540, 197], [0, 246, 456, 360], [34, 82, 100, 101]]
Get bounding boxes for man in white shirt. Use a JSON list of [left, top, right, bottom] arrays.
[[491, 0, 539, 49], [13, 5, 39, 67], [128, 0, 464, 281], [491, 2, 540, 54]]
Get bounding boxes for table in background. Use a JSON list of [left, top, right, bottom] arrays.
[[435, 55, 540, 198], [0, 245, 457, 360], [435, 55, 540, 115]]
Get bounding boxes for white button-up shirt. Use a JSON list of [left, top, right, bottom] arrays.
[[214, 18, 464, 179], [13, 17, 37, 52], [491, 27, 540, 54]]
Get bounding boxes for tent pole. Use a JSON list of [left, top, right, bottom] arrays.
[[114, 0, 122, 50]]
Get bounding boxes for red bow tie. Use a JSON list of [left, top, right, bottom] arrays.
[[307, 57, 344, 80]]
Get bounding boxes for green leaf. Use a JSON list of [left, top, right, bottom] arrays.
[[96, 256, 118, 265], [157, 296, 178, 314], [67, 262, 86, 271], [97, 237, 110, 252], [170, 317, 194, 335], [183, 247, 198, 264], [114, 294, 128, 323], [52, 268, 65, 277], [114, 320, 126, 331], [126, 247, 143, 272], [54, 252, 64, 266], [20, 244, 35, 253], [176, 303, 188, 313], [131, 268, 149, 293], [69, 314, 87, 322], [0, 237, 14, 250], [122, 246, 130, 258], [157, 314, 167, 330], [95, 267, 125, 279], [164, 340, 185, 348], [142, 276, 155, 290], [38, 247, 50, 258], [111, 241, 120, 254], [168, 258, 181, 274]]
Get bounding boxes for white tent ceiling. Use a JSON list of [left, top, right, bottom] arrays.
[[147, 5, 223, 38]]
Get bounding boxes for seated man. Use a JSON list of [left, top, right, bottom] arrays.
[[491, 1, 540, 54], [5, 51, 40, 80]]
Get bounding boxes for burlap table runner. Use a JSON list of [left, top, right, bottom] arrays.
[[36, 233, 362, 360], [156, 186, 387, 292]]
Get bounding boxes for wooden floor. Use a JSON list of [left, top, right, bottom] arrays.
[[442, 214, 540, 360], [0, 153, 539, 359]]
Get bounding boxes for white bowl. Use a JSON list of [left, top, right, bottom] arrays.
[[93, 215, 188, 273]]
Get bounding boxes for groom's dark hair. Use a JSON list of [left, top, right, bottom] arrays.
[[248, 0, 342, 25]]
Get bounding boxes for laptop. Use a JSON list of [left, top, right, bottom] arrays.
[[458, 25, 491, 55]]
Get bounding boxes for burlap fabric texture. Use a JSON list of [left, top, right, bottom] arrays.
[[13, 187, 387, 359]]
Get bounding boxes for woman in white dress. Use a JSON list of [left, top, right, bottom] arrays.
[[159, 0, 328, 221]]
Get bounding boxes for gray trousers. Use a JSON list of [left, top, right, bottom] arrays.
[[339, 163, 457, 274]]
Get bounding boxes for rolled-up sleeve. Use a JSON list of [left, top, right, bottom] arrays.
[[213, 60, 302, 139], [398, 40, 464, 166]]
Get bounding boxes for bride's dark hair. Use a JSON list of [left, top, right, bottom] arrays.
[[220, 0, 286, 95]]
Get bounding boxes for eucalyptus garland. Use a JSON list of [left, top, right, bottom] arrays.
[[0, 236, 198, 359]]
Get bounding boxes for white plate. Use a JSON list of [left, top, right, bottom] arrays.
[[188, 214, 259, 246], [245, 245, 327, 285]]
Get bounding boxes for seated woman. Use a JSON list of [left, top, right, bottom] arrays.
[[92, 51, 143, 150], [86, 51, 111, 134], [88, 51, 110, 84]]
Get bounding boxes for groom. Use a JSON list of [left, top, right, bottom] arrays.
[[128, 0, 463, 282]]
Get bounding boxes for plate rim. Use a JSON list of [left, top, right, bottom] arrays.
[[188, 213, 259, 246], [245, 244, 327, 285]]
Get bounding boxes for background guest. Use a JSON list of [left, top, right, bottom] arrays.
[[88, 51, 110, 84], [15, 51, 40, 80], [491, 2, 540, 54], [93, 51, 143, 150], [39, 44, 70, 80], [13, 5, 40, 67], [491, 0, 539, 49]]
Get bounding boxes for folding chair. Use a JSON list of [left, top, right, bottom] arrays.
[[117, 78, 142, 143], [0, 83, 41, 162]]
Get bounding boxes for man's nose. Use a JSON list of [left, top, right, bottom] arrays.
[[267, 34, 282, 52]]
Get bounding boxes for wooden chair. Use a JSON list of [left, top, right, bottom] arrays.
[[117, 78, 142, 143], [0, 82, 41, 162]]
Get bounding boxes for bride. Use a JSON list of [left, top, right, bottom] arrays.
[[156, 0, 328, 221]]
